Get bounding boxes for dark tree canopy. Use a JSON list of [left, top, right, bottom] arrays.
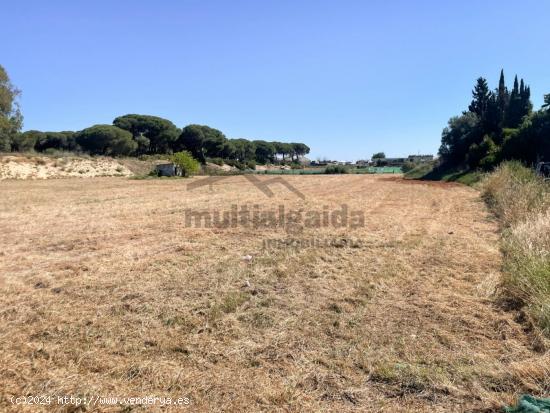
[[76, 125, 137, 156], [173, 125, 306, 165], [200, 126, 227, 158], [175, 125, 207, 162], [35, 131, 79, 152], [113, 114, 180, 154], [11, 130, 41, 152], [501, 108, 550, 164], [292, 143, 310, 158], [2, 73, 311, 161], [438, 70, 547, 169], [438, 112, 480, 165], [468, 77, 491, 119], [505, 76, 531, 128], [0, 65, 23, 151], [231, 139, 256, 161], [253, 140, 276, 164], [372, 152, 386, 159], [272, 142, 293, 161]]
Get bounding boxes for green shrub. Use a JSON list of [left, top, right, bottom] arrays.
[[11, 131, 39, 152], [401, 161, 417, 173], [324, 165, 349, 174], [207, 157, 224, 166], [138, 154, 171, 161], [404, 163, 434, 179], [171, 151, 200, 177], [224, 159, 246, 170], [246, 160, 256, 170]]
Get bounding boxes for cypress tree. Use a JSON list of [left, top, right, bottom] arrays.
[[496, 69, 509, 125], [519, 78, 525, 95], [506, 75, 523, 127], [498, 69, 505, 94], [520, 80, 532, 118]]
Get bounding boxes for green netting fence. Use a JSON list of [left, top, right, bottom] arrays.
[[505, 395, 550, 412], [253, 166, 402, 175]]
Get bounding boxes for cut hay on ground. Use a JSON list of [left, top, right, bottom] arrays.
[[0, 175, 548, 412]]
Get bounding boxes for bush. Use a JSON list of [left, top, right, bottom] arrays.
[[404, 163, 434, 179], [290, 163, 303, 170], [401, 161, 417, 173], [207, 157, 224, 166], [11, 131, 39, 152], [171, 151, 200, 177], [324, 165, 349, 174], [246, 160, 256, 170], [224, 159, 246, 170], [481, 161, 550, 335], [137, 154, 171, 161], [35, 131, 79, 152]]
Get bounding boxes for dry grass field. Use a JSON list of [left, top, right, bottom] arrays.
[[0, 175, 548, 412]]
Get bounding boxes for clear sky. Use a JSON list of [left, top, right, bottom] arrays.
[[2, 0, 549, 160]]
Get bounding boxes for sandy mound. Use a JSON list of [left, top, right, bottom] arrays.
[[205, 162, 237, 172], [255, 164, 292, 171], [0, 155, 133, 180]]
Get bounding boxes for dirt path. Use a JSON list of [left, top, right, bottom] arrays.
[[0, 175, 547, 412]]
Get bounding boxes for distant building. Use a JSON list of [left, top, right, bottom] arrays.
[[298, 156, 311, 166], [407, 154, 434, 163], [381, 158, 406, 166], [310, 160, 328, 166], [155, 163, 183, 177]]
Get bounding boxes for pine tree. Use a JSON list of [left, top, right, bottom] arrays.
[[469, 77, 491, 119]]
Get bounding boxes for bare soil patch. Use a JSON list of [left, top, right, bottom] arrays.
[[0, 155, 133, 180]]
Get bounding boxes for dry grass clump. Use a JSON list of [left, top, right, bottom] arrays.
[[502, 211, 550, 334], [481, 161, 548, 227], [482, 161, 550, 335]]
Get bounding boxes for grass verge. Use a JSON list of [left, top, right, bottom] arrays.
[[481, 161, 550, 335], [405, 162, 482, 186]]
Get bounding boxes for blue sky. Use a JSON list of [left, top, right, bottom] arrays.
[[2, 0, 549, 160]]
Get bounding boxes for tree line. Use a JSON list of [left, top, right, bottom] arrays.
[[438, 70, 549, 170], [0, 65, 310, 165]]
